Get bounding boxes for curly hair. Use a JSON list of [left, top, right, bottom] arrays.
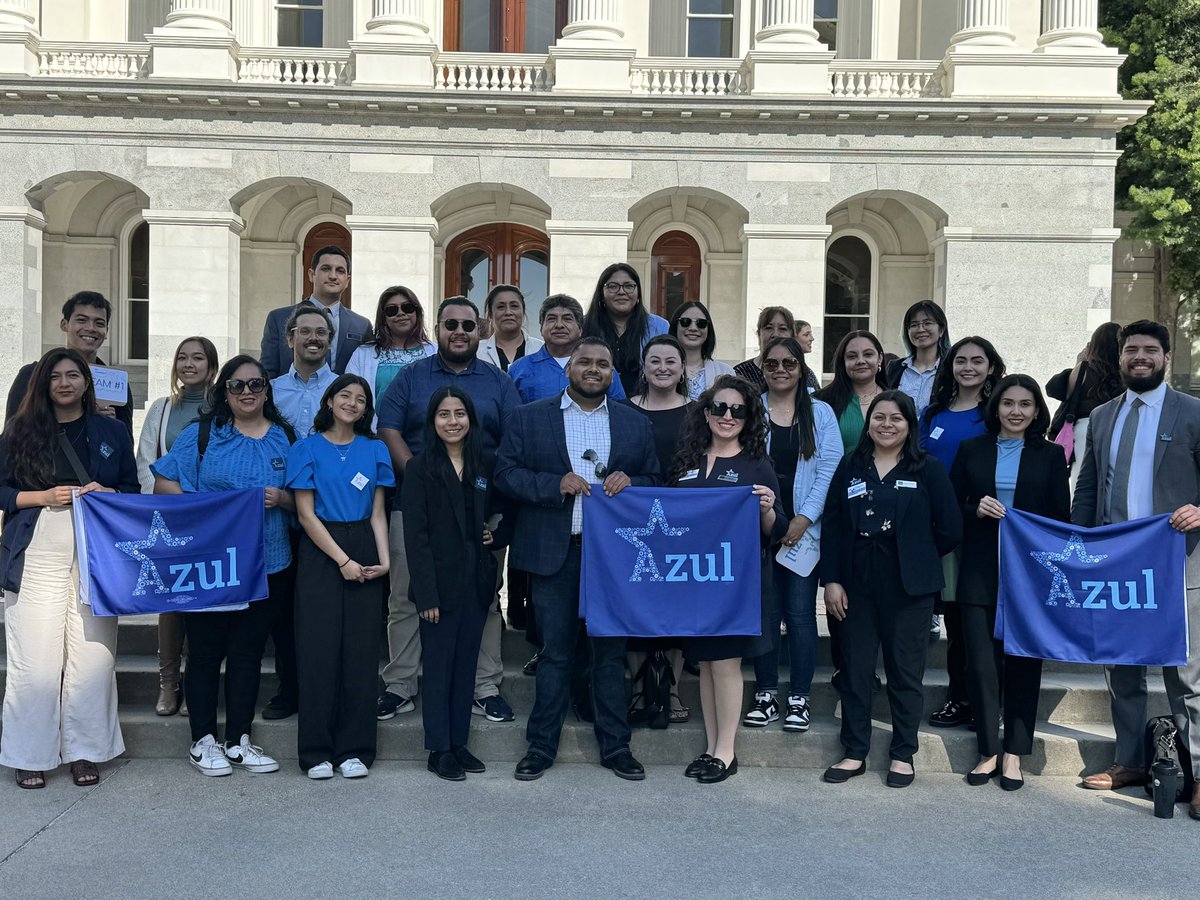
[[669, 375, 768, 482]]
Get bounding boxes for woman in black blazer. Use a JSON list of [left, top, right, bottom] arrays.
[[950, 374, 1070, 791], [820, 390, 962, 788], [402, 386, 503, 781]]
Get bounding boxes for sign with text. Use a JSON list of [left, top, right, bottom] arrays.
[[90, 365, 128, 405]]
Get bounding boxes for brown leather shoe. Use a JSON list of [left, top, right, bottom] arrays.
[[1082, 763, 1148, 791], [1189, 784, 1200, 821]]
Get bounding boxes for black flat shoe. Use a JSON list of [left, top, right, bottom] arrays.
[[697, 756, 738, 783], [602, 751, 646, 781], [522, 653, 540, 676], [427, 751, 465, 782], [684, 753, 714, 778], [822, 761, 867, 783], [966, 767, 1000, 786], [1000, 774, 1024, 792], [514, 752, 553, 781], [452, 745, 486, 774], [886, 769, 915, 788]]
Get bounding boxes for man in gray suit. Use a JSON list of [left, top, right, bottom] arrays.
[[1072, 319, 1200, 820], [259, 246, 371, 379]]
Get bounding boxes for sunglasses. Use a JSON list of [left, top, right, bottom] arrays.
[[440, 319, 477, 333], [763, 358, 800, 372], [227, 377, 267, 395], [384, 301, 418, 317], [707, 402, 748, 420], [677, 317, 709, 330], [581, 448, 608, 479]]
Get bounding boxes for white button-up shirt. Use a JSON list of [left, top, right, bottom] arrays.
[[561, 392, 611, 535], [1106, 380, 1167, 523]]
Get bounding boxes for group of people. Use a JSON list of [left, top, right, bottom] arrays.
[[0, 246, 1196, 822]]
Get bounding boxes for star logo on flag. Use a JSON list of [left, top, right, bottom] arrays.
[[115, 511, 195, 596], [1030, 533, 1107, 607], [616, 499, 690, 582]]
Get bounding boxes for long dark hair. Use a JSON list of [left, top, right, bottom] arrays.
[[984, 374, 1052, 441], [635, 334, 687, 398], [583, 263, 649, 380], [762, 336, 817, 460], [201, 355, 295, 443], [814, 330, 888, 417], [899, 300, 951, 360], [369, 285, 429, 352], [3, 348, 97, 489], [669, 300, 716, 360], [922, 336, 1006, 426], [311, 374, 376, 437], [421, 386, 482, 488], [670, 375, 768, 481], [169, 336, 219, 404], [1083, 321, 1122, 401], [851, 390, 926, 471]]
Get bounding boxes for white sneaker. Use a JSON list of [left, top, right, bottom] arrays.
[[930, 614, 942, 635], [743, 691, 780, 727], [307, 761, 334, 780], [189, 734, 233, 777], [223, 734, 280, 773], [338, 758, 368, 779]]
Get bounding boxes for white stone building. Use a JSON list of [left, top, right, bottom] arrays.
[[0, 0, 1151, 410]]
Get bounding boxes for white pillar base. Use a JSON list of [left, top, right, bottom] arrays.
[[0, 30, 37, 76], [943, 50, 1121, 98], [148, 30, 238, 80], [349, 36, 436, 89], [546, 221, 633, 305], [548, 45, 635, 94], [346, 216, 438, 313], [745, 49, 835, 97], [740, 225, 831, 370]]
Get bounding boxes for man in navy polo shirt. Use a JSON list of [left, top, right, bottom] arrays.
[[376, 296, 521, 723]]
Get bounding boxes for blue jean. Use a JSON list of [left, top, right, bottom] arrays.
[[752, 561, 819, 696], [526, 542, 630, 762]]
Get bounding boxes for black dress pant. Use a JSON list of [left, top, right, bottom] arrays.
[[295, 522, 383, 770], [183, 570, 288, 744], [962, 603, 1043, 757], [840, 541, 935, 763], [419, 599, 489, 752], [267, 533, 300, 707]]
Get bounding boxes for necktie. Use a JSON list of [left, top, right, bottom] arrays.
[[1109, 397, 1144, 522]]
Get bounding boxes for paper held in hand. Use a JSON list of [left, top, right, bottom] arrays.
[[775, 531, 819, 578], [90, 365, 128, 406]]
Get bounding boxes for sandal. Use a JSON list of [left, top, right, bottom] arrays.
[[70, 760, 99, 787], [15, 769, 45, 790], [670, 706, 690, 724]]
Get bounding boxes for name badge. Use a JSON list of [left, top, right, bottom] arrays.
[[896, 480, 918, 490], [271, 457, 286, 472], [929, 427, 944, 440], [847, 480, 867, 499], [717, 469, 739, 484], [351, 472, 369, 491], [474, 476, 488, 491], [679, 468, 700, 482], [99, 442, 114, 459], [1160, 434, 1173, 442]]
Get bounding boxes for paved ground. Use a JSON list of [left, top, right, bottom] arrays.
[[0, 760, 1194, 899]]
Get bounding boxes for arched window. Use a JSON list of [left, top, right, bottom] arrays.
[[823, 234, 872, 373], [444, 0, 568, 53], [127, 221, 150, 360], [444, 224, 550, 309], [650, 230, 702, 320], [302, 221, 352, 308]]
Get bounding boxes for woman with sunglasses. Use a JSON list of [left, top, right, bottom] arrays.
[[735, 307, 796, 396], [582, 264, 668, 397], [287, 374, 393, 779], [886, 300, 951, 418], [0, 348, 138, 790], [136, 336, 219, 717], [671, 375, 787, 783], [479, 284, 543, 373], [743, 337, 842, 734], [346, 286, 435, 426], [820, 391, 961, 788], [153, 356, 296, 778], [668, 301, 734, 401]]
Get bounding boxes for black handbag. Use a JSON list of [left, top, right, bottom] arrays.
[[1143, 716, 1196, 802], [628, 650, 674, 730]]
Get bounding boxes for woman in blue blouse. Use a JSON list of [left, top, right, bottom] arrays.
[[287, 374, 393, 779], [153, 355, 296, 779]]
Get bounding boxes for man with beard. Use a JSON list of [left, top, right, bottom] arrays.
[[376, 297, 522, 724], [1073, 320, 1200, 820], [271, 303, 338, 439], [495, 338, 660, 781]]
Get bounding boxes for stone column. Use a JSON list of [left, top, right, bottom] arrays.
[[948, 0, 1016, 48], [746, 0, 834, 97], [0, 0, 38, 77], [545, 221, 633, 307], [756, 0, 822, 46], [1037, 0, 1107, 53], [561, 0, 624, 42], [350, 0, 436, 89], [346, 216, 439, 316], [149, 0, 238, 81], [550, 0, 634, 94], [0, 206, 44, 423], [142, 211, 243, 402], [740, 226, 830, 372]]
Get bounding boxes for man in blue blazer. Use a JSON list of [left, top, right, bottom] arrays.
[[495, 337, 660, 782], [1072, 320, 1200, 820], [259, 246, 371, 379]]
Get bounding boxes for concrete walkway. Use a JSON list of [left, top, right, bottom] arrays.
[[1, 760, 1194, 899]]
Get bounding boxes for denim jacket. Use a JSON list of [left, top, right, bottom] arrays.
[[761, 394, 843, 541]]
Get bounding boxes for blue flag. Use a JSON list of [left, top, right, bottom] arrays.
[[998, 508, 1189, 666], [580, 486, 761, 638], [73, 489, 269, 617]]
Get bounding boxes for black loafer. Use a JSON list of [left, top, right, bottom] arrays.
[[684, 753, 714, 778], [602, 751, 646, 781], [428, 751, 465, 782], [261, 697, 297, 721], [1000, 774, 1024, 792], [697, 756, 738, 784], [514, 752, 552, 781], [452, 746, 486, 774], [522, 653, 540, 676], [822, 761, 867, 783], [886, 769, 915, 788], [966, 767, 999, 786]]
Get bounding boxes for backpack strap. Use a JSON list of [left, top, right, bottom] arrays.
[[196, 417, 213, 473], [57, 429, 92, 485]]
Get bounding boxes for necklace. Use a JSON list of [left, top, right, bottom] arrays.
[[328, 435, 354, 462]]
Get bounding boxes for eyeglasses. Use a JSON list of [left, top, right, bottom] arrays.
[[384, 301, 417, 317], [604, 282, 638, 295], [226, 377, 267, 395], [581, 449, 608, 479], [907, 318, 938, 331], [707, 402, 748, 420], [439, 319, 477, 333], [292, 326, 331, 340], [763, 358, 800, 372], [677, 317, 709, 330]]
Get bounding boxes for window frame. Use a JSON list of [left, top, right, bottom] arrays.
[[685, 0, 736, 59], [822, 231, 877, 374], [443, 0, 569, 53], [443, 223, 551, 308], [276, 0, 326, 49]]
